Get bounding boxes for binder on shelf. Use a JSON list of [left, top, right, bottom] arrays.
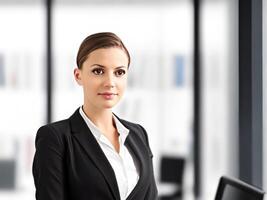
[[0, 53, 5, 87], [173, 55, 185, 87]]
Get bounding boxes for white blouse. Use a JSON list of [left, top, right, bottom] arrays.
[[79, 107, 139, 200]]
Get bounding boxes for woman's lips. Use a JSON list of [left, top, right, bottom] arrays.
[[98, 92, 118, 100]]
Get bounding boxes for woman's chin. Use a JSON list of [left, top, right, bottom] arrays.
[[101, 102, 117, 109]]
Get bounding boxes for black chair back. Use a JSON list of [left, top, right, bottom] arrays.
[[159, 156, 185, 200], [215, 176, 265, 200]]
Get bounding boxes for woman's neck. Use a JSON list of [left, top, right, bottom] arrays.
[[82, 104, 120, 153], [82, 104, 115, 133]]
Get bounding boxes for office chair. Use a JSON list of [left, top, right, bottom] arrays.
[[215, 176, 265, 200], [158, 156, 185, 200]]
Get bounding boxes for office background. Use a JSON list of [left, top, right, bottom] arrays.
[[0, 0, 265, 199]]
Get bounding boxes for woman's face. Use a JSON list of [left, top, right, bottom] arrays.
[[74, 47, 129, 110]]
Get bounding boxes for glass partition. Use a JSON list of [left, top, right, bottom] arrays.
[[0, 1, 45, 199], [200, 0, 239, 199]]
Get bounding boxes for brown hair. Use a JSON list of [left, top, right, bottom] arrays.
[[76, 32, 131, 69]]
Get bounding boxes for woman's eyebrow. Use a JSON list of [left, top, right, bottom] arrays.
[[90, 64, 127, 69]]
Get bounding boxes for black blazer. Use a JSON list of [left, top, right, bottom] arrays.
[[32, 108, 158, 200]]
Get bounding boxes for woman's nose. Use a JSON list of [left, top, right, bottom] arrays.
[[104, 73, 115, 88]]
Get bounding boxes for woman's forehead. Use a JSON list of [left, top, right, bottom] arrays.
[[84, 48, 129, 65]]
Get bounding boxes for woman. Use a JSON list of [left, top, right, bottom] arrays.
[[32, 32, 158, 200]]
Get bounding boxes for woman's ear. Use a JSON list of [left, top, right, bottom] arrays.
[[74, 68, 82, 85]]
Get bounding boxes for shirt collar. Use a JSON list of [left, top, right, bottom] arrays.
[[112, 113, 129, 144], [79, 106, 129, 144], [79, 106, 102, 140]]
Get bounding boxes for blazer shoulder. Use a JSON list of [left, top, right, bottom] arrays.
[[36, 119, 71, 144], [46, 119, 71, 134], [119, 118, 150, 148]]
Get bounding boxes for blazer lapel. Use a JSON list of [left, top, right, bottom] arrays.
[[113, 114, 151, 200], [124, 132, 151, 200], [69, 109, 120, 200]]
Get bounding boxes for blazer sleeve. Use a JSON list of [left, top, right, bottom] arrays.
[[32, 125, 67, 200]]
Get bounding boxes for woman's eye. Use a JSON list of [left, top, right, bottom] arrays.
[[92, 68, 104, 75], [115, 69, 126, 77]]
